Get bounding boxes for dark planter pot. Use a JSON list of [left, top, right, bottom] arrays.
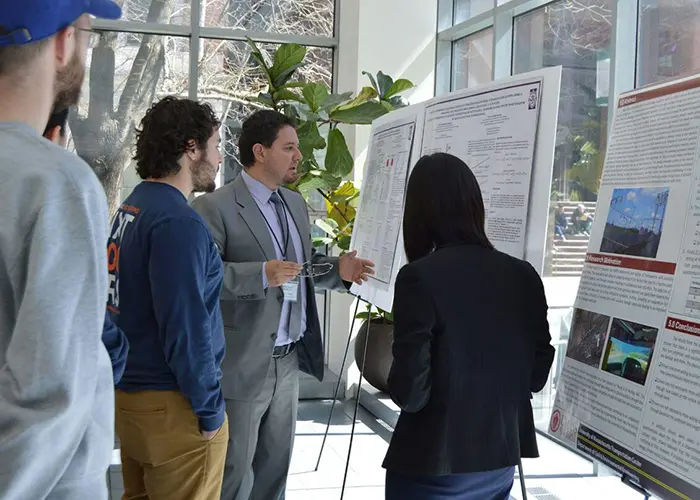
[[354, 319, 394, 393]]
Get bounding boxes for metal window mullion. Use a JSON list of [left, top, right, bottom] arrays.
[[198, 27, 337, 47], [607, 0, 638, 135], [91, 19, 191, 36], [492, 9, 513, 80], [438, 12, 494, 42], [189, 0, 200, 99]]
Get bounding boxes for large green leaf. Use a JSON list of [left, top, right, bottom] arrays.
[[313, 237, 334, 248], [335, 87, 377, 111], [297, 120, 326, 163], [315, 218, 339, 237], [272, 44, 306, 81], [337, 234, 352, 251], [384, 78, 414, 99], [272, 89, 303, 104], [273, 63, 305, 88], [297, 172, 331, 192], [376, 71, 393, 98], [385, 95, 408, 109], [252, 93, 275, 108], [321, 92, 353, 112], [362, 71, 379, 95], [325, 129, 354, 177], [302, 83, 330, 113], [330, 101, 388, 124], [246, 38, 273, 87], [281, 104, 300, 121], [325, 181, 358, 230], [279, 82, 307, 89]]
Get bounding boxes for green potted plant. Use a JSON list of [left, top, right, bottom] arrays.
[[246, 40, 410, 393]]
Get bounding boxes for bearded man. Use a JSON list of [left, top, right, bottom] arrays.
[[0, 2, 122, 499], [107, 96, 229, 500]]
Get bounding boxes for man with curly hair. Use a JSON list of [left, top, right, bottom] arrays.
[[107, 96, 228, 500]]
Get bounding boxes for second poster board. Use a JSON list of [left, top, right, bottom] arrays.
[[350, 67, 562, 311], [549, 74, 700, 500]]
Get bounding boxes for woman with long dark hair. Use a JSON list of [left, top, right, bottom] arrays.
[[382, 153, 554, 500]]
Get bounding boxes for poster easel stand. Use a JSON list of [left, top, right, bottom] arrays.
[[315, 298, 529, 500], [621, 474, 652, 499]]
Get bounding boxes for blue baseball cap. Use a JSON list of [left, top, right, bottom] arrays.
[[0, 0, 122, 47]]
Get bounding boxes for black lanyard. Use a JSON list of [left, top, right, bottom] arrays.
[[257, 194, 291, 259]]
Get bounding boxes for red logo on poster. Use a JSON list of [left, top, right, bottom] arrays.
[[550, 410, 561, 433]]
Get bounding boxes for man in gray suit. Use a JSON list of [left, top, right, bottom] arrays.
[[191, 110, 374, 500]]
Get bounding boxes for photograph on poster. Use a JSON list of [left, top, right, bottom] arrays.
[[601, 318, 658, 386], [600, 187, 669, 259], [565, 308, 610, 368]]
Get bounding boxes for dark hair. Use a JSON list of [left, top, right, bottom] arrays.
[[43, 107, 69, 138], [238, 110, 296, 167], [134, 96, 220, 180], [403, 153, 493, 262]]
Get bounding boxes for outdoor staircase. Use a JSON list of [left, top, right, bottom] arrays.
[[551, 201, 597, 277]]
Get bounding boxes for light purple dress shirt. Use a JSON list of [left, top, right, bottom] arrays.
[[241, 170, 307, 346]]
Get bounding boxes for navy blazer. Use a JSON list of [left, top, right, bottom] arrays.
[[383, 244, 554, 476]]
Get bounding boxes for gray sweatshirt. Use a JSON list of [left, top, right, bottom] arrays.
[[0, 123, 114, 499]]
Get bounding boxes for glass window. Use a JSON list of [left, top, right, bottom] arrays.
[[513, 0, 612, 432], [453, 0, 494, 24], [70, 33, 190, 209], [198, 40, 332, 189], [201, 0, 335, 38], [513, 0, 612, 279], [638, 0, 700, 86], [451, 29, 493, 90], [120, 0, 191, 24]]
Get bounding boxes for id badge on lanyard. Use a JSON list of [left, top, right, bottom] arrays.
[[282, 278, 300, 302]]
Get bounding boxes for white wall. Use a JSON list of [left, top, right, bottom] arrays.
[[326, 0, 438, 390]]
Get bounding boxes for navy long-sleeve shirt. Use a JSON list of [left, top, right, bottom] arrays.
[[107, 182, 225, 431], [102, 311, 129, 384]]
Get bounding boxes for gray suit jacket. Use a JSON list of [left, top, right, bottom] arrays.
[[191, 174, 346, 401]]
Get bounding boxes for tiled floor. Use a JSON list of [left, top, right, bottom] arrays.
[[109, 399, 655, 500]]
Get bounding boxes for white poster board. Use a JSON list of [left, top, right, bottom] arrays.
[[421, 77, 543, 259], [350, 67, 562, 310], [349, 105, 425, 311], [549, 74, 700, 500]]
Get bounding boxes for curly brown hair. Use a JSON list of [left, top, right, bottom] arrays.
[[133, 96, 221, 180]]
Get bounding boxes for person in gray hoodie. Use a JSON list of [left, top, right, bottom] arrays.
[[0, 2, 123, 499]]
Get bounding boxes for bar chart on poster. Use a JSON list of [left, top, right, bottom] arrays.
[[550, 74, 700, 500]]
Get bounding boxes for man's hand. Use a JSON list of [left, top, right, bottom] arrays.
[[338, 250, 375, 285], [266, 260, 302, 287], [201, 425, 223, 441]]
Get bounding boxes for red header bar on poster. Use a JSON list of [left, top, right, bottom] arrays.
[[666, 317, 700, 338], [585, 253, 676, 275]]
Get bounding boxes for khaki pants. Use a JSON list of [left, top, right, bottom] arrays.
[[116, 390, 228, 500]]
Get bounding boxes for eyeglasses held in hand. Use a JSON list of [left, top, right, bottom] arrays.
[[299, 261, 333, 278]]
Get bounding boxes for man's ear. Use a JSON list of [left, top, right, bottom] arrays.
[[185, 139, 200, 161], [44, 126, 62, 145], [53, 26, 76, 68], [252, 143, 265, 163]]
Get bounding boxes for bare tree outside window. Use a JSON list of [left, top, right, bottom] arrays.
[[69, 0, 335, 216]]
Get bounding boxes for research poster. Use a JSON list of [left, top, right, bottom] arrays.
[[352, 116, 416, 288], [421, 79, 543, 258], [550, 75, 700, 500]]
